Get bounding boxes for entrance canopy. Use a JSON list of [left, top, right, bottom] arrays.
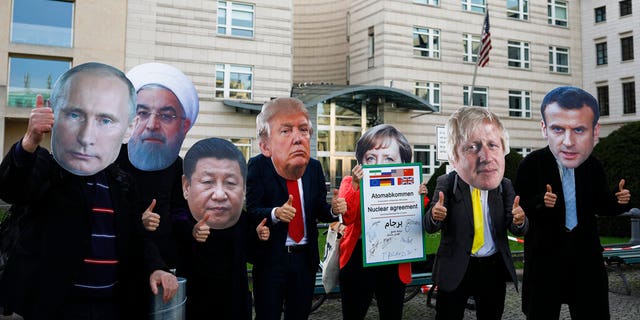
[[223, 84, 437, 113], [291, 84, 436, 112]]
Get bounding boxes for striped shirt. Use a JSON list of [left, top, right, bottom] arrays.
[[71, 172, 118, 300]]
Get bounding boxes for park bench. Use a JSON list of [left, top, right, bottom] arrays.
[[602, 244, 640, 294], [601, 208, 640, 295]]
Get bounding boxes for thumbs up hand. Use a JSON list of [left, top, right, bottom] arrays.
[[142, 199, 161, 231], [615, 179, 631, 204], [256, 218, 270, 241], [512, 196, 525, 225], [275, 195, 296, 223], [22, 95, 54, 153], [544, 184, 557, 208], [192, 213, 211, 242], [431, 191, 447, 221], [331, 189, 347, 215]]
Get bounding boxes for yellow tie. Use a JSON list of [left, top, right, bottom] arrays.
[[471, 188, 484, 254]]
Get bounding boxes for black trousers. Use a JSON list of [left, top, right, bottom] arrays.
[[436, 254, 507, 320], [339, 239, 405, 320], [253, 245, 315, 320]]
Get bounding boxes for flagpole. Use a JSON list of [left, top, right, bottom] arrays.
[[470, 5, 489, 108]]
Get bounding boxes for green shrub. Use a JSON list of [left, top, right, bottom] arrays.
[[593, 121, 640, 237], [593, 121, 640, 209]]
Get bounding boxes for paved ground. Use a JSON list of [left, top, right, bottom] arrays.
[[1, 266, 637, 319], [309, 265, 640, 320]]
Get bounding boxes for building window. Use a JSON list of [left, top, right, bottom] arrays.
[[414, 0, 439, 5], [414, 145, 440, 178], [547, 0, 568, 27], [215, 64, 252, 100], [508, 41, 530, 69], [217, 1, 254, 38], [230, 138, 252, 162], [515, 147, 532, 158], [621, 36, 634, 61], [368, 26, 375, 68], [623, 81, 636, 114], [11, 0, 73, 47], [8, 56, 70, 108], [620, 0, 632, 17], [596, 42, 608, 65], [414, 82, 441, 112], [595, 6, 606, 22], [508, 90, 531, 118], [463, 33, 481, 63], [462, 0, 486, 13], [549, 46, 570, 73], [507, 0, 529, 20], [463, 86, 488, 107], [413, 27, 440, 59], [597, 85, 610, 116]]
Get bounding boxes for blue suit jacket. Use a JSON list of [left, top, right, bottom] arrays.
[[246, 154, 335, 270]]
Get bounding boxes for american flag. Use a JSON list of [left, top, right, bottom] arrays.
[[478, 10, 492, 67]]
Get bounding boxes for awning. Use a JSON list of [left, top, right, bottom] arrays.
[[291, 84, 436, 112], [222, 99, 263, 112], [224, 84, 436, 114]]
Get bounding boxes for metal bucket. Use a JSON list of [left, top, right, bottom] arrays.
[[149, 277, 187, 320]]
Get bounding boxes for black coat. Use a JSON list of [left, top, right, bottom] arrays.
[[515, 147, 629, 317], [173, 213, 253, 319]]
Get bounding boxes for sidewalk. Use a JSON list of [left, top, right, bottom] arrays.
[[309, 265, 640, 319]]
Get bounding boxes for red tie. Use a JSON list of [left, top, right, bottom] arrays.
[[286, 179, 304, 243]]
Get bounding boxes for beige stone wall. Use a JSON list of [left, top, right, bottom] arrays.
[[581, 0, 640, 137], [339, 0, 584, 153], [292, 0, 350, 84], [125, 0, 295, 156]]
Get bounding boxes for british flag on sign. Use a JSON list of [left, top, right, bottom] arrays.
[[397, 176, 414, 185]]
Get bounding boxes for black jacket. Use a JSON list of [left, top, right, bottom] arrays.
[[0, 142, 165, 319]]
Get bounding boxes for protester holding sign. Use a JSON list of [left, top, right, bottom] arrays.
[[337, 124, 429, 320], [424, 107, 528, 320]]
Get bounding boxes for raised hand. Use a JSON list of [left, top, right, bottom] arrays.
[[142, 199, 161, 231], [331, 189, 347, 215], [256, 218, 270, 241], [275, 195, 296, 223], [192, 213, 211, 242], [512, 196, 525, 225], [419, 182, 428, 196], [431, 191, 447, 221], [544, 184, 557, 208], [22, 95, 54, 153], [615, 179, 631, 204], [351, 165, 363, 191], [149, 270, 179, 303]]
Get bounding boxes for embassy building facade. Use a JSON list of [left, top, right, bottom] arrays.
[[0, 0, 637, 188]]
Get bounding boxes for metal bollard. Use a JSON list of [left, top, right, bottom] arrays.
[[150, 277, 187, 320], [629, 208, 640, 245]]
